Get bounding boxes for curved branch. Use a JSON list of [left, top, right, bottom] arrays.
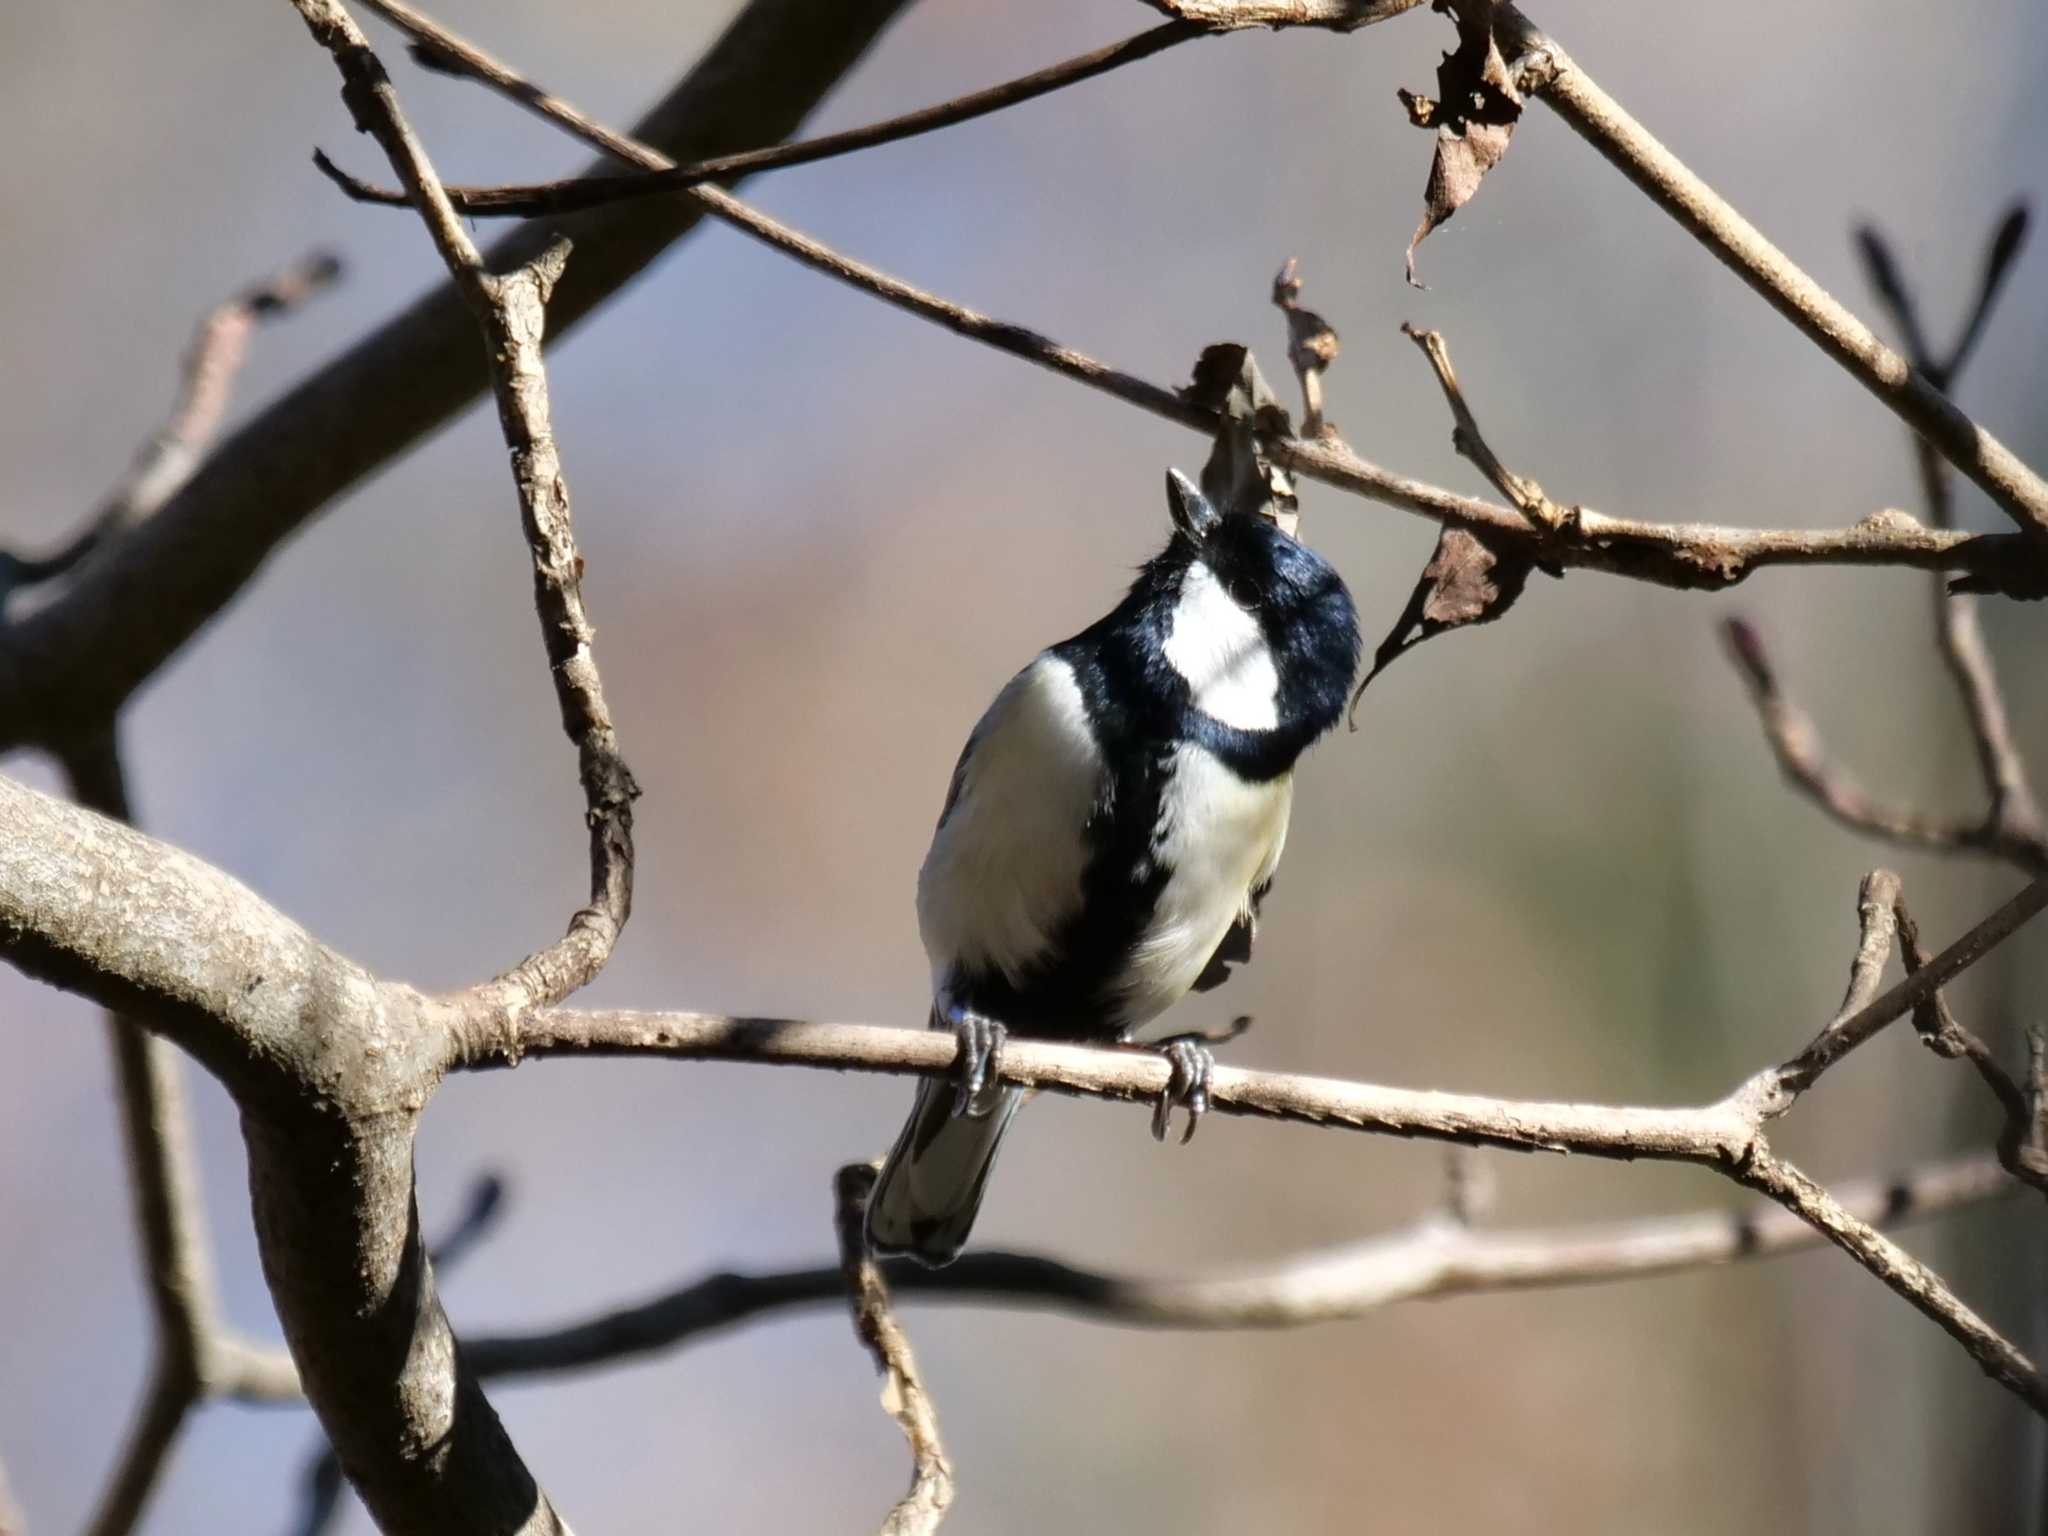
[[435, 1151, 2010, 1379]]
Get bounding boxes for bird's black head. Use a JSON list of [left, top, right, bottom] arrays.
[[1155, 468, 1361, 748]]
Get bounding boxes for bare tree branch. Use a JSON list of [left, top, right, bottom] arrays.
[[292, 0, 639, 1014], [19, 255, 337, 1536], [1853, 209, 2046, 849], [418, 1152, 2012, 1378], [1141, 0, 2048, 538], [323, 15, 1208, 220], [1722, 617, 2048, 873], [1400, 322, 1564, 532], [1895, 903, 2048, 1202], [1725, 205, 2048, 875], [1493, 9, 2048, 539], [0, 253, 339, 614], [0, 0, 914, 753], [1769, 874, 2048, 1100], [314, 0, 2048, 603], [835, 1165, 953, 1536], [3, 765, 2045, 1424]]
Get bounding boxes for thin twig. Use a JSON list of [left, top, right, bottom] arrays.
[[325, 16, 1205, 218], [311, 0, 2048, 601], [1722, 618, 2048, 873], [1771, 875, 2048, 1100], [1494, 7, 2048, 538], [1853, 209, 2046, 852], [293, 0, 639, 1014], [1895, 902, 2048, 1202], [0, 252, 340, 615], [1827, 869, 1903, 1028], [1400, 322, 1562, 531], [835, 1165, 953, 1536], [1271, 259, 1339, 439]]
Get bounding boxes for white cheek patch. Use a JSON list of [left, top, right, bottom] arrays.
[[1163, 563, 1279, 731], [916, 655, 1103, 985]]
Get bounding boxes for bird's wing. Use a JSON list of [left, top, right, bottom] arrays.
[[916, 654, 1107, 987]]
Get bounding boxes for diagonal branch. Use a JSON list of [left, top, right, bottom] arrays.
[[1492, 7, 2048, 539], [326, 13, 1207, 220], [319, 0, 2048, 602], [1144, 0, 2048, 538]]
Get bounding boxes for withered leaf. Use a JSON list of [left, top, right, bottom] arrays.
[[1402, 0, 1525, 287], [1182, 343, 1300, 533], [1351, 524, 1533, 719]]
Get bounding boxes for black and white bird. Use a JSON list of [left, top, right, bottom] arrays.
[[866, 468, 1360, 1266]]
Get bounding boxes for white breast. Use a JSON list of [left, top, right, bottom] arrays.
[[917, 655, 1103, 987], [1163, 562, 1280, 731], [1114, 743, 1293, 1031]]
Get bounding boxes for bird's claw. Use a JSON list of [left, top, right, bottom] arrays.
[[944, 1005, 1007, 1119], [1145, 1016, 1248, 1144], [1151, 1038, 1214, 1145]]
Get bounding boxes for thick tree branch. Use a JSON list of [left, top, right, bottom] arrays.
[[0, 0, 912, 753], [835, 1165, 953, 1536], [325, 14, 1207, 220], [320, 0, 2048, 602]]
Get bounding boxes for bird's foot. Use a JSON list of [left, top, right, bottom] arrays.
[[941, 1003, 1008, 1119], [1143, 1015, 1251, 1145]]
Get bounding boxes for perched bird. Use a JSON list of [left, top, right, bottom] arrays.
[[866, 468, 1360, 1265]]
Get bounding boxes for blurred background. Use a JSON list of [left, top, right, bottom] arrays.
[[3, 0, 2046, 1530]]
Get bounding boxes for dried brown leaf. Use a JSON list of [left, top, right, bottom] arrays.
[[1351, 524, 1532, 718], [1402, 1, 1524, 286], [1183, 343, 1300, 533]]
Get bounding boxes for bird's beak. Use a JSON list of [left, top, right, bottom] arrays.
[[1165, 468, 1220, 542]]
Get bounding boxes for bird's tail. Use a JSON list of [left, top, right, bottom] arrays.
[[866, 1075, 1024, 1267]]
